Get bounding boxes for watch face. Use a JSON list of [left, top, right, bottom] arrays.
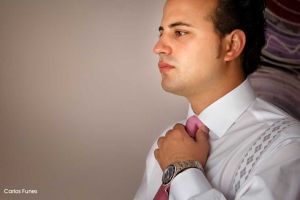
[[162, 164, 175, 185]]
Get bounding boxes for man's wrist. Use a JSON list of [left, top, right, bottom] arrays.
[[162, 160, 204, 194]]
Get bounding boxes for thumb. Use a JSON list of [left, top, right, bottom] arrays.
[[195, 126, 209, 143]]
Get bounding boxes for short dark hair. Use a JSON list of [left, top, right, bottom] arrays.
[[210, 0, 267, 76]]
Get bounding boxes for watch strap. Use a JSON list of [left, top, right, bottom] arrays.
[[172, 160, 204, 175]]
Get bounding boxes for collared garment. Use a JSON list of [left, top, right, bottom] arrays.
[[134, 78, 300, 200]]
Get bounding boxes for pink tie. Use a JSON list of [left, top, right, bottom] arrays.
[[153, 115, 204, 200], [185, 115, 205, 139]]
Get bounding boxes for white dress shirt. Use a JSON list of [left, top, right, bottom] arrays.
[[134, 78, 300, 200]]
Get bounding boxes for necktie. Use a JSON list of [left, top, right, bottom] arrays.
[[153, 115, 204, 200], [185, 115, 205, 139]]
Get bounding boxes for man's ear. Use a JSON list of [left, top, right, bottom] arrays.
[[224, 29, 246, 62]]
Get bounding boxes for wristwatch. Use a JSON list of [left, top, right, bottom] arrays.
[[162, 160, 204, 194]]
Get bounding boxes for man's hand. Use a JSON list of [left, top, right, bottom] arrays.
[[154, 123, 210, 171]]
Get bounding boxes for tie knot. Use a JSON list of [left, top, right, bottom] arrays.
[[185, 115, 205, 138]]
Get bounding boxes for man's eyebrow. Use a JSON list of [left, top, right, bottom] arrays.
[[158, 22, 192, 31], [169, 22, 192, 28]]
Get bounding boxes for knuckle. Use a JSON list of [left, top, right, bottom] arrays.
[[157, 136, 164, 147], [173, 123, 182, 129], [165, 130, 172, 137], [172, 129, 183, 138], [157, 136, 163, 142]]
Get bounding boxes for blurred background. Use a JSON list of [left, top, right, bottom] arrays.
[[249, 0, 300, 120], [0, 0, 188, 199], [0, 0, 299, 200]]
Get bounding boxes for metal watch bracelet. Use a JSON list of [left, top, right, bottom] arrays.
[[173, 160, 204, 174]]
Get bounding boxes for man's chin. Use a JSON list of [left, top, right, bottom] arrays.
[[161, 82, 185, 96]]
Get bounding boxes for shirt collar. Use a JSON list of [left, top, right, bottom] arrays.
[[187, 78, 256, 138]]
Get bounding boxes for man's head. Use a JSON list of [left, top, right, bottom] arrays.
[[154, 0, 266, 106]]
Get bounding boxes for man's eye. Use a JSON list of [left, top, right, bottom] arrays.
[[175, 31, 186, 36]]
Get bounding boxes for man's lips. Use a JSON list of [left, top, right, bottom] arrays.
[[158, 62, 175, 73]]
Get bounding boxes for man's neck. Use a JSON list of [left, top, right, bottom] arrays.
[[188, 75, 246, 115]]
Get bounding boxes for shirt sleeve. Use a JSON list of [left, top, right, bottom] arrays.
[[134, 130, 163, 200], [134, 142, 156, 200], [170, 168, 226, 200], [134, 169, 148, 200]]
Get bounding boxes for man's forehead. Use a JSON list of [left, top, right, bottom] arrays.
[[163, 0, 197, 15], [160, 0, 215, 29], [163, 0, 216, 12]]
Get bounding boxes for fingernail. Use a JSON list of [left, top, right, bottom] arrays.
[[201, 126, 209, 134]]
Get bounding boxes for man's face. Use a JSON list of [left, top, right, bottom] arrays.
[[154, 0, 226, 98]]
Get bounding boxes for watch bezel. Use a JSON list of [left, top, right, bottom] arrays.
[[162, 164, 176, 185]]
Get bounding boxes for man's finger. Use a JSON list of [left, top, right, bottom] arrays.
[[157, 136, 164, 147], [173, 123, 185, 129], [195, 126, 209, 143], [173, 123, 186, 131], [165, 129, 172, 138]]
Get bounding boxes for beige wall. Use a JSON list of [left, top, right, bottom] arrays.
[[0, 0, 188, 199]]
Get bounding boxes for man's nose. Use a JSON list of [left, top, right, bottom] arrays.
[[153, 36, 172, 55]]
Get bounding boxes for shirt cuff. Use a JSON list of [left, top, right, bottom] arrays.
[[169, 168, 212, 200]]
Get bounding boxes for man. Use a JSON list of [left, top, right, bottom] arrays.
[[135, 0, 300, 199]]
